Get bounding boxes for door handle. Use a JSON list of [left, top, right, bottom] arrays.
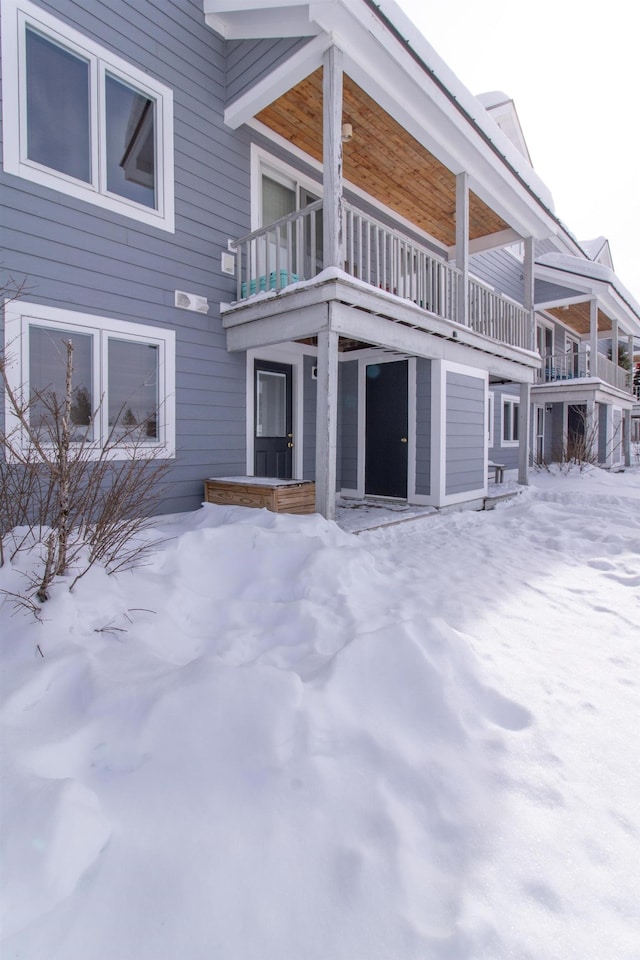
[[400, 437, 408, 443], [287, 442, 294, 448]]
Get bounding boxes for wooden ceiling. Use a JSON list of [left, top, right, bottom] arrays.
[[548, 303, 612, 336], [256, 68, 509, 248]]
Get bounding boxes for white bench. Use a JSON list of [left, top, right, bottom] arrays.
[[488, 461, 506, 484]]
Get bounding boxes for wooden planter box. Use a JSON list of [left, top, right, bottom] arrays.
[[204, 477, 316, 515]]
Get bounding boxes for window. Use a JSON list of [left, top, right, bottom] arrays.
[[502, 396, 520, 446], [536, 322, 553, 357], [4, 303, 175, 458], [252, 150, 324, 279], [1, 0, 174, 230], [256, 369, 287, 438]]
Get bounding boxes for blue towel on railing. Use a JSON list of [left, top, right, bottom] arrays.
[[241, 270, 299, 298]]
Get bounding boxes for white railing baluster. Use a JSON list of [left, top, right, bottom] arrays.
[[310, 209, 316, 280]]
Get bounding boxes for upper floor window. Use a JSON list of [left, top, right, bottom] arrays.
[[1, 0, 174, 230]]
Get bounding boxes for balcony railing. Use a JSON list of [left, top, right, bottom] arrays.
[[468, 279, 530, 351], [343, 204, 459, 321], [538, 350, 631, 392], [231, 200, 533, 351], [596, 353, 630, 392]]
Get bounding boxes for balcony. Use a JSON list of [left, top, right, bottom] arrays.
[[537, 350, 631, 393], [230, 200, 532, 353]]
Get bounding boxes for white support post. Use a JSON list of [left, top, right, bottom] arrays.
[[455, 172, 469, 327], [585, 399, 598, 462], [628, 335, 634, 391], [611, 317, 619, 370], [430, 360, 445, 505], [603, 404, 615, 468], [589, 299, 598, 376], [623, 409, 632, 466], [323, 46, 344, 271], [315, 323, 339, 519], [523, 236, 535, 352], [518, 381, 530, 485]]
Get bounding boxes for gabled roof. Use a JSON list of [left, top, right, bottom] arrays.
[[477, 92, 532, 165], [580, 236, 614, 269]]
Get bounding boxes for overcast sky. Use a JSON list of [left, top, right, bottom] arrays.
[[394, 0, 639, 301]]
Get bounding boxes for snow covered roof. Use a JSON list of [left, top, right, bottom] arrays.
[[579, 236, 614, 269], [536, 252, 640, 332]]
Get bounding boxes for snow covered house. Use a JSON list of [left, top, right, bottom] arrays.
[[2, 0, 639, 520]]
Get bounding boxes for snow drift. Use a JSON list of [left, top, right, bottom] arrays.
[[1, 465, 639, 959]]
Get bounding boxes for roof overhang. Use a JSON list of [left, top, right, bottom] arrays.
[[208, 0, 560, 244], [536, 253, 640, 338], [203, 0, 322, 38]]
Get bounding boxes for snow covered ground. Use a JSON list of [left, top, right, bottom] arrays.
[[1, 464, 639, 960]]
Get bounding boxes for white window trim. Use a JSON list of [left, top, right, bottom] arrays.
[[4, 301, 176, 459], [487, 391, 494, 447], [251, 145, 323, 233], [501, 395, 520, 447], [1, 0, 174, 231], [536, 317, 554, 356]]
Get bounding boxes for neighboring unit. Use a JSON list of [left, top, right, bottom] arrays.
[[2, 0, 639, 519]]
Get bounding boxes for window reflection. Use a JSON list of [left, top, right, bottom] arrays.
[[108, 339, 159, 440], [29, 327, 93, 439], [256, 371, 287, 437], [106, 75, 156, 208], [25, 28, 91, 182]]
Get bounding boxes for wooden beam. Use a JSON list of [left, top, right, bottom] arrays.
[[315, 324, 339, 518], [323, 47, 344, 270]]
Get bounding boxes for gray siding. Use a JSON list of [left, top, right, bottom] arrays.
[[415, 358, 431, 495], [535, 238, 560, 257], [535, 280, 582, 304], [303, 355, 316, 481], [339, 360, 358, 490], [470, 249, 523, 302], [445, 372, 484, 494], [1, 0, 261, 514], [226, 37, 310, 104]]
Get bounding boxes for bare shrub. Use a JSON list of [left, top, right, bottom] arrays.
[[1, 338, 171, 614]]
